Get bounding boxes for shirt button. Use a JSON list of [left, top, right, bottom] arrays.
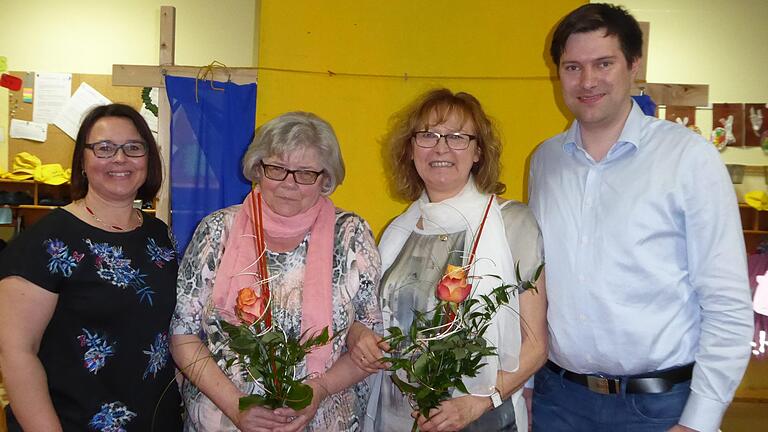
[[578, 274, 585, 282], [579, 314, 587, 321], [581, 236, 589, 244], [585, 199, 593, 207]]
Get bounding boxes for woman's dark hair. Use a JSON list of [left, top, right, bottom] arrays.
[[70, 103, 162, 201], [550, 3, 643, 67]]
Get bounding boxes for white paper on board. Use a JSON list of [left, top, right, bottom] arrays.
[[32, 72, 72, 124], [9, 119, 48, 142], [53, 82, 112, 140]]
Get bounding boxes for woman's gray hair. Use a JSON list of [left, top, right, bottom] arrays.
[[242, 111, 345, 195]]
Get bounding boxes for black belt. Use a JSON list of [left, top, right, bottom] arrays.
[[545, 360, 693, 395]]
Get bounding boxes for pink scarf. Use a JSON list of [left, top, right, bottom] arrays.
[[212, 189, 337, 375]]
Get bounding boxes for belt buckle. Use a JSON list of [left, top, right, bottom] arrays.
[[586, 375, 620, 394]]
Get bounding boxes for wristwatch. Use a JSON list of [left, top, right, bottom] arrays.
[[489, 390, 503, 409]]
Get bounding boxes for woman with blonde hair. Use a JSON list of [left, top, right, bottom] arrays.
[[349, 89, 547, 431]]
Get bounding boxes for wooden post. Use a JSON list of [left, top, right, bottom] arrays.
[[156, 6, 175, 223], [112, 6, 257, 225]]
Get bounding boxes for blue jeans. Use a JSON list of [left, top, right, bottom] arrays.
[[532, 364, 691, 431]]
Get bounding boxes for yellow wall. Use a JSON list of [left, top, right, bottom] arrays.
[[256, 0, 585, 235], [0, 0, 257, 171]]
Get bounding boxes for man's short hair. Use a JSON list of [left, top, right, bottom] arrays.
[[550, 3, 643, 67]]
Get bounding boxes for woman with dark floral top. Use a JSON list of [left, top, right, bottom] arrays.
[[0, 104, 182, 431]]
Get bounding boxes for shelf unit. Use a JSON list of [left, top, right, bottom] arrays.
[[0, 179, 155, 236], [0, 179, 71, 230], [735, 203, 768, 404], [739, 203, 768, 253]]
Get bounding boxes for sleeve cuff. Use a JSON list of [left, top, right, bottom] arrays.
[[679, 391, 729, 432]]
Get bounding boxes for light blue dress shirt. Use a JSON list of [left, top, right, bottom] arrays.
[[529, 101, 754, 432]]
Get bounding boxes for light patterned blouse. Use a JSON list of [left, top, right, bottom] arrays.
[[171, 205, 382, 432]]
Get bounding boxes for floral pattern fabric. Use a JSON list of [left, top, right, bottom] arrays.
[[0, 208, 182, 431], [172, 205, 382, 432]]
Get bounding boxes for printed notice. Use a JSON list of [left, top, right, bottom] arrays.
[[9, 119, 48, 142], [32, 72, 72, 124], [53, 82, 111, 139]]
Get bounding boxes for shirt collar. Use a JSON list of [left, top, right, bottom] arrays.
[[562, 99, 646, 157]]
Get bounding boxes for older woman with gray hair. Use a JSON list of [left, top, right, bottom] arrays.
[[170, 111, 382, 432]]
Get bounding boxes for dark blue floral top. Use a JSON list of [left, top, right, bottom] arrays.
[[0, 208, 182, 431]]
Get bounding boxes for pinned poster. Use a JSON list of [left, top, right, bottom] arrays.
[[32, 72, 72, 124], [53, 82, 111, 140], [0, 56, 7, 72]]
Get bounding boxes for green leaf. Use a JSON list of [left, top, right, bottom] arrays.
[[229, 334, 257, 352], [454, 380, 469, 395], [247, 365, 264, 382], [239, 394, 268, 411], [284, 383, 314, 410], [261, 331, 285, 345], [416, 386, 433, 400], [391, 373, 419, 394], [453, 347, 467, 360], [413, 352, 429, 376]]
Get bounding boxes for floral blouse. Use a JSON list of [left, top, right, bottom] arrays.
[[0, 208, 182, 432], [171, 205, 382, 432]]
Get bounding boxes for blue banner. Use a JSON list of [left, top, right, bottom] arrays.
[[165, 75, 256, 254]]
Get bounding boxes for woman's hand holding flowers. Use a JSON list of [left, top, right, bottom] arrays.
[[414, 395, 490, 432], [347, 322, 390, 373], [234, 403, 292, 432], [269, 377, 330, 431]]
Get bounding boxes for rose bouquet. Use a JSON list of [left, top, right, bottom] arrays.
[[218, 191, 333, 411], [219, 287, 331, 410], [383, 261, 543, 431]]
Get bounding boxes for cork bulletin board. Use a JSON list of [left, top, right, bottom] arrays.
[[6, 71, 143, 168]]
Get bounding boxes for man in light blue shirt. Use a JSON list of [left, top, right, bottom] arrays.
[[528, 4, 753, 432]]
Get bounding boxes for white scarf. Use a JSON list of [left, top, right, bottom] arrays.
[[366, 179, 525, 430]]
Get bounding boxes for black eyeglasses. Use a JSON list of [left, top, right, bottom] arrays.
[[260, 162, 324, 185], [412, 131, 477, 150], [85, 140, 148, 158]]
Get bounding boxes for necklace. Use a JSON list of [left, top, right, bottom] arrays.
[[84, 202, 143, 231]]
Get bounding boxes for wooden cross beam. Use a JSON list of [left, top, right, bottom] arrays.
[[111, 5, 257, 223]]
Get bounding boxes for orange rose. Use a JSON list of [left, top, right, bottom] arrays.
[[436, 264, 471, 304], [236, 287, 266, 324]]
